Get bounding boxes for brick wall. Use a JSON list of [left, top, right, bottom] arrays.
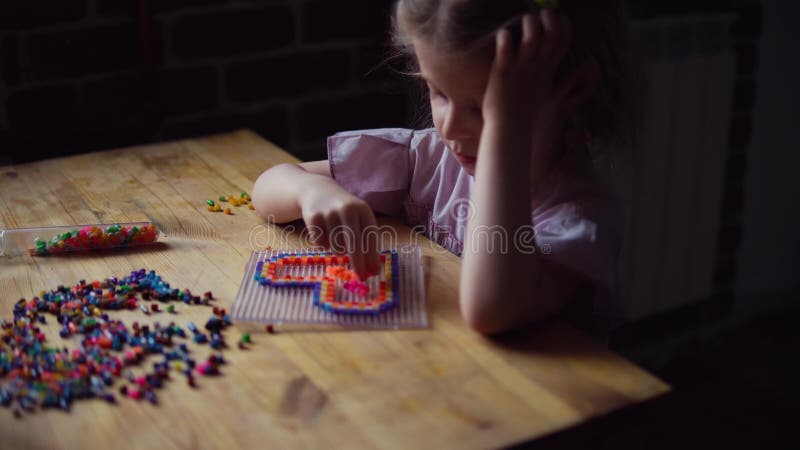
[[0, 0, 412, 163]]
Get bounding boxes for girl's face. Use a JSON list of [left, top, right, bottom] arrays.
[[414, 37, 490, 176]]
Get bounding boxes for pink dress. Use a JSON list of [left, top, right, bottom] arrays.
[[328, 127, 624, 331]]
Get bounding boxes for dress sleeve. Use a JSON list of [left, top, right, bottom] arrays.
[[327, 128, 415, 217], [534, 185, 625, 332], [532, 157, 623, 306], [534, 199, 620, 292], [327, 127, 451, 221]]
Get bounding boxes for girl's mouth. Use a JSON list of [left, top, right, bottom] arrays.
[[455, 154, 476, 165]]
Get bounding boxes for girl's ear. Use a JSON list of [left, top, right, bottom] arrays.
[[559, 59, 601, 115]]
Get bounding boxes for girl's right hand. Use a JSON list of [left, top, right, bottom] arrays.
[[299, 181, 382, 280], [483, 10, 575, 139]]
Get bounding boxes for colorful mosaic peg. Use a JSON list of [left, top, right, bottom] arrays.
[[0, 269, 234, 417], [26, 223, 159, 255], [343, 280, 370, 297], [254, 250, 400, 315], [206, 192, 253, 213]]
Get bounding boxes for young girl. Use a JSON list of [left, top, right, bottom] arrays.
[[253, 0, 631, 335]]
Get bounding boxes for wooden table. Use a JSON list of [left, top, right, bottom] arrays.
[[0, 130, 669, 449]]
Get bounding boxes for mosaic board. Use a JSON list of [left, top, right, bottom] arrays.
[[231, 246, 427, 330]]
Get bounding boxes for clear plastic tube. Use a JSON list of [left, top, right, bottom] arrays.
[[0, 222, 161, 257]]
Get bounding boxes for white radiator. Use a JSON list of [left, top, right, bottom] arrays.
[[617, 15, 737, 320]]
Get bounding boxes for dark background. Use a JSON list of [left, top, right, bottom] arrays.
[[0, 0, 414, 163], [1, 0, 798, 447]]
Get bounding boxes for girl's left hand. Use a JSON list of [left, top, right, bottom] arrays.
[[482, 10, 597, 159]]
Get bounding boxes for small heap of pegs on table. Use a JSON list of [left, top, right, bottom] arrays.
[[206, 193, 254, 215]]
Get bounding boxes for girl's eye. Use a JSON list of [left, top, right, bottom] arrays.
[[468, 104, 482, 117]]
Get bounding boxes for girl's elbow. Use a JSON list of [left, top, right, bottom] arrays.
[[459, 293, 516, 335], [251, 172, 272, 220], [461, 306, 504, 335], [252, 165, 298, 223], [459, 291, 557, 336]]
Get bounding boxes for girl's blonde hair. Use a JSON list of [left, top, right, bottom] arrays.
[[391, 0, 638, 147]]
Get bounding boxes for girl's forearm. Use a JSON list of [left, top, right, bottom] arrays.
[[469, 118, 533, 235], [460, 119, 558, 333], [252, 163, 333, 223]]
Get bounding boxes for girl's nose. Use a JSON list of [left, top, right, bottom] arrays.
[[441, 106, 473, 141]]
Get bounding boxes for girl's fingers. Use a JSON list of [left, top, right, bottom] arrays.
[[331, 205, 374, 281], [539, 10, 572, 67], [349, 234, 367, 281], [493, 28, 512, 73], [358, 208, 381, 277], [519, 14, 541, 60], [347, 211, 368, 281], [352, 207, 381, 280], [539, 9, 559, 62], [325, 213, 347, 254], [305, 213, 328, 248]]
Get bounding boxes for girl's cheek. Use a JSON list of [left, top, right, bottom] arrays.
[[430, 104, 445, 130]]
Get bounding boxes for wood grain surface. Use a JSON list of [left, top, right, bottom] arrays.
[[0, 130, 669, 450]]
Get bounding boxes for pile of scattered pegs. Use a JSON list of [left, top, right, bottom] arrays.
[[206, 192, 254, 215]]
